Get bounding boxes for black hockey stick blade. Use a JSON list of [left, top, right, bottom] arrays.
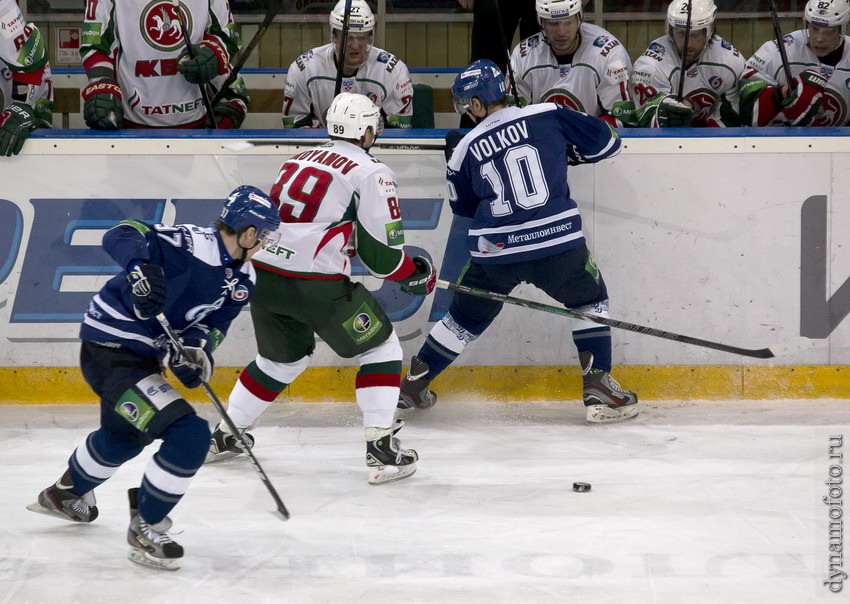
[[436, 280, 813, 359], [155, 314, 290, 520], [209, 0, 284, 108]]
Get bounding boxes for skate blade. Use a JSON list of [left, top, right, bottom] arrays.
[[204, 449, 243, 464], [585, 404, 640, 424], [368, 464, 417, 485], [26, 501, 89, 523], [128, 547, 181, 571]]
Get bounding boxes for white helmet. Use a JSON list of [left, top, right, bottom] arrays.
[[805, 0, 850, 32], [536, 0, 582, 20], [667, 0, 717, 36], [329, 0, 375, 33], [326, 92, 381, 140]]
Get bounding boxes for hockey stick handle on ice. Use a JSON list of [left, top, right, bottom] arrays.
[[435, 280, 811, 359], [155, 314, 290, 520], [208, 0, 284, 108]]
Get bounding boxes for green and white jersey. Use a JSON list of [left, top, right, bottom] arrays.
[[254, 140, 408, 280], [509, 23, 632, 123], [631, 34, 745, 127], [0, 0, 52, 117], [80, 0, 239, 127], [282, 43, 413, 129]]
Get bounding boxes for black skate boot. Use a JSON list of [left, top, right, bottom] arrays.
[[580, 351, 639, 423], [204, 423, 255, 464], [26, 470, 98, 523], [126, 488, 183, 571], [398, 356, 437, 410], [365, 420, 418, 485]]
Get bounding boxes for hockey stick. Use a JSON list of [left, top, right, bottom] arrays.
[[436, 279, 812, 359], [208, 0, 284, 108], [676, 0, 693, 101], [156, 314, 290, 520], [333, 0, 354, 97], [767, 0, 795, 88], [491, 0, 521, 106], [172, 0, 216, 128]]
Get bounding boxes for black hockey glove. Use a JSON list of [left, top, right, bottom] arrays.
[[168, 330, 213, 389], [0, 102, 39, 157], [177, 41, 227, 85], [444, 130, 463, 162], [82, 79, 123, 130], [398, 256, 437, 296], [127, 263, 167, 319]]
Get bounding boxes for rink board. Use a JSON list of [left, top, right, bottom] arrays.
[[1, 128, 849, 401]]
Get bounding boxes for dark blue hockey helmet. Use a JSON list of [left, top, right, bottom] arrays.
[[451, 59, 507, 116], [220, 185, 281, 241]]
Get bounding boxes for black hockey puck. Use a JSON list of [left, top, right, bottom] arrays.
[[573, 482, 591, 493]]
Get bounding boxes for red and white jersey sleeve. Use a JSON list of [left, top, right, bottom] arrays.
[[0, 0, 52, 113]]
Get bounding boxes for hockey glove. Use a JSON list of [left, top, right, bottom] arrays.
[[398, 256, 437, 296], [177, 41, 228, 85], [444, 130, 463, 162], [168, 330, 213, 389], [213, 100, 246, 129], [127, 263, 167, 319], [781, 69, 827, 126], [82, 79, 123, 130], [656, 96, 694, 128], [0, 102, 39, 157]]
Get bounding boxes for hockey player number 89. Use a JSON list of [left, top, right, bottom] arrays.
[[271, 162, 333, 223], [478, 144, 550, 217]]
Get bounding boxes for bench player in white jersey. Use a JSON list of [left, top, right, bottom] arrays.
[[281, 0, 413, 129], [508, 0, 636, 127], [207, 93, 436, 485], [739, 0, 850, 127], [0, 0, 52, 156], [80, 0, 247, 129], [631, 0, 745, 128]]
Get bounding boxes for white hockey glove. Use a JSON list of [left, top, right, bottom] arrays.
[[167, 329, 213, 389]]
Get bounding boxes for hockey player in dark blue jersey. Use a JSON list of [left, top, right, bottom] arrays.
[[399, 59, 638, 423], [27, 186, 281, 570]]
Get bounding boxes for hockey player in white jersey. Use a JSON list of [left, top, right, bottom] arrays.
[[80, 0, 247, 129], [208, 93, 435, 484], [281, 0, 413, 129], [0, 0, 53, 156], [739, 0, 850, 127], [509, 0, 635, 127], [631, 0, 745, 128]]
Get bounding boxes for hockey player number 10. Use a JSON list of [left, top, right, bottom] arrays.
[[271, 162, 333, 223], [476, 144, 550, 217]]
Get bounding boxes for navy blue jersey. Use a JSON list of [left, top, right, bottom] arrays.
[[447, 103, 621, 264], [79, 221, 256, 357]]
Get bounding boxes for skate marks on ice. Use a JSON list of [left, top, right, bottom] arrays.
[[3, 399, 849, 604]]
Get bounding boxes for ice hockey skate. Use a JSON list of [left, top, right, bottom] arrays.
[[580, 351, 639, 423], [204, 423, 255, 464], [26, 471, 98, 523], [398, 356, 437, 410], [366, 420, 418, 485], [126, 488, 183, 571]]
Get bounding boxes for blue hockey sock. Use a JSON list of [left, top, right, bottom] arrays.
[[573, 326, 612, 372], [417, 336, 459, 380], [67, 430, 144, 495]]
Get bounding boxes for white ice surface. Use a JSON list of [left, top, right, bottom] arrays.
[[2, 399, 849, 604]]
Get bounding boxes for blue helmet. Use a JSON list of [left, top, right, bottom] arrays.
[[450, 59, 507, 116], [220, 185, 281, 240]]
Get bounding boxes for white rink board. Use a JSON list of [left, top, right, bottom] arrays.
[[0, 132, 848, 368]]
